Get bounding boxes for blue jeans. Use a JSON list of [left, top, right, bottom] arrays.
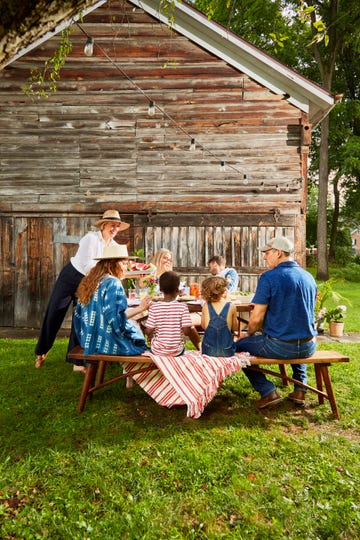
[[235, 334, 316, 397]]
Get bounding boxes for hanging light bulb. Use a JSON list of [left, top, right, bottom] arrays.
[[259, 182, 265, 191], [286, 184, 290, 191], [243, 174, 248, 185], [84, 37, 94, 57], [189, 138, 196, 151], [276, 184, 281, 192], [220, 161, 225, 172], [148, 101, 155, 116]]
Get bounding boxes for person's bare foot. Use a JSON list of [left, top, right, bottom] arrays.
[[35, 354, 47, 368], [126, 377, 135, 389], [73, 364, 87, 374]]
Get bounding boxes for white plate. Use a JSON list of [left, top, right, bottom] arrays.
[[125, 270, 153, 277], [128, 299, 141, 306]]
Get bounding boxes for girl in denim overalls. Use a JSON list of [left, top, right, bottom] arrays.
[[201, 277, 238, 357]]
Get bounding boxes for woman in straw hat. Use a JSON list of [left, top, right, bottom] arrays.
[[35, 210, 130, 369], [73, 244, 151, 360]]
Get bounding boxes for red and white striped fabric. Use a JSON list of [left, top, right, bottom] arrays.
[[123, 351, 251, 418]]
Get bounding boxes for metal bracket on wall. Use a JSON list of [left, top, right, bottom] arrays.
[[271, 208, 281, 223], [53, 235, 81, 244]]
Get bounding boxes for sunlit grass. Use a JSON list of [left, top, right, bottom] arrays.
[[1, 338, 359, 539]]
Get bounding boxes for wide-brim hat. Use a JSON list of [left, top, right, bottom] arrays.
[[94, 210, 130, 231], [259, 236, 294, 253], [94, 244, 129, 260]]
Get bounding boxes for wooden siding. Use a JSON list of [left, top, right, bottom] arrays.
[[0, 0, 309, 328], [0, 213, 296, 327], [0, 0, 307, 213]]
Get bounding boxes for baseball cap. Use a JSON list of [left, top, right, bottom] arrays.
[[259, 236, 294, 253]]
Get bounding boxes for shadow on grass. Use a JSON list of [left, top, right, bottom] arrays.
[[0, 338, 352, 458]]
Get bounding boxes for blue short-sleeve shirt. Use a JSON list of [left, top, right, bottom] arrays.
[[252, 261, 317, 340]]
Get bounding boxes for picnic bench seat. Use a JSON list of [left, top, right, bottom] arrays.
[[247, 350, 349, 419], [67, 346, 349, 419]]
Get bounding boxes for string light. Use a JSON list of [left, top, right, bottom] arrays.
[[76, 23, 284, 181], [81, 28, 306, 193], [84, 37, 94, 56], [148, 101, 155, 116]]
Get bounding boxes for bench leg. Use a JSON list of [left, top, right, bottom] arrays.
[[315, 364, 340, 420], [97, 361, 106, 384], [279, 364, 289, 386], [314, 365, 324, 404], [78, 363, 98, 413]]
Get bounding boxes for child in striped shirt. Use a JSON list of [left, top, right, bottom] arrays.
[[145, 271, 201, 355]]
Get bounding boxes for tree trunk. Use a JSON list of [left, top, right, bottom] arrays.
[[316, 116, 330, 280], [329, 175, 340, 260]]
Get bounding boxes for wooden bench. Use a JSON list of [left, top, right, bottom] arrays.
[[247, 350, 349, 419], [67, 347, 349, 418], [68, 346, 157, 413]]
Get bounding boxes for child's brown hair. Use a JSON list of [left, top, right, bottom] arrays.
[[201, 276, 228, 302]]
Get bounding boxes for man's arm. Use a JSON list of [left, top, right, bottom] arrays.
[[225, 268, 239, 292], [246, 304, 268, 335]]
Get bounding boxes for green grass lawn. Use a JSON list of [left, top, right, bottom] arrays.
[[1, 338, 359, 539], [325, 279, 360, 331], [307, 270, 360, 332]]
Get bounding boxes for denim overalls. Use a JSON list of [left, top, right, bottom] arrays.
[[202, 302, 235, 357]]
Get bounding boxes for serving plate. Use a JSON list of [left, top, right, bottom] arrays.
[[124, 270, 153, 277]]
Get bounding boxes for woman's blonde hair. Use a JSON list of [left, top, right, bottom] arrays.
[[201, 276, 228, 302], [152, 248, 173, 271], [76, 260, 124, 305]]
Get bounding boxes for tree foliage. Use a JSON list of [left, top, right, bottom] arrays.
[[190, 0, 360, 275]]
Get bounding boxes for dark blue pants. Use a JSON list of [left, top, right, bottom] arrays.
[[35, 262, 83, 362], [235, 333, 316, 397]]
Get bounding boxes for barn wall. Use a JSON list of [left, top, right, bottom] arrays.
[[0, 212, 298, 328], [0, 0, 309, 328]]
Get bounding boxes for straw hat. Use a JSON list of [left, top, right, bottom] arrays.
[[94, 210, 130, 231], [94, 244, 129, 260]]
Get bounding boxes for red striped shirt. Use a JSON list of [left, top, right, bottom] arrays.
[[145, 300, 192, 355]]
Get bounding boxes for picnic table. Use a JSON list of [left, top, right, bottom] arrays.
[[184, 298, 253, 334]]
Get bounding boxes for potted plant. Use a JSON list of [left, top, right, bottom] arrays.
[[314, 278, 350, 334], [323, 305, 347, 337]]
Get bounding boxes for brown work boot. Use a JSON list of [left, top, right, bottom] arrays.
[[288, 390, 306, 406], [255, 390, 282, 409]]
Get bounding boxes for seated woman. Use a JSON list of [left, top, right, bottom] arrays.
[[73, 244, 152, 362], [139, 248, 174, 294], [152, 248, 173, 279]]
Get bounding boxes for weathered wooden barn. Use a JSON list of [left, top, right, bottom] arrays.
[[0, 0, 335, 329]]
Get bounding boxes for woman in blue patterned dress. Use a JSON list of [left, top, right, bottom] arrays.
[[73, 244, 151, 357]]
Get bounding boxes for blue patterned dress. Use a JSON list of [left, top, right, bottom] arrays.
[[73, 275, 147, 356]]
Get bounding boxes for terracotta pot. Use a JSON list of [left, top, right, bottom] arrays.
[[329, 321, 344, 337]]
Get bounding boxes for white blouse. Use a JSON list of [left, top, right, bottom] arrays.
[[70, 230, 116, 276]]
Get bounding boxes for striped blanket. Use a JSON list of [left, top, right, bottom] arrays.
[[123, 351, 251, 418]]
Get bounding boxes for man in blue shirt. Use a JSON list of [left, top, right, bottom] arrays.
[[208, 255, 239, 293], [235, 236, 317, 410]]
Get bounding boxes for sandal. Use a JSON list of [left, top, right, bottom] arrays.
[[35, 354, 47, 368]]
